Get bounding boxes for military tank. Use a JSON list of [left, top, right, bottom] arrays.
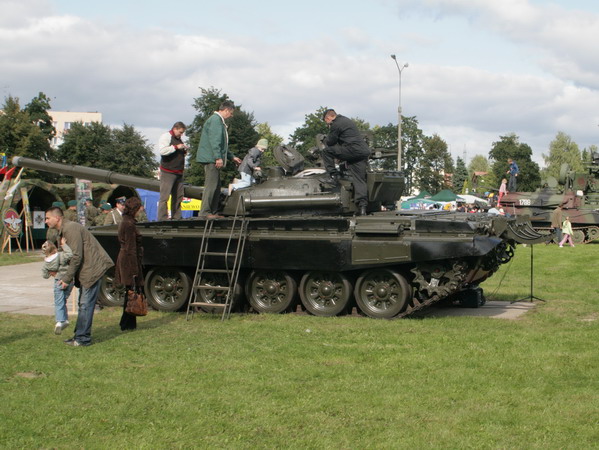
[[13, 151, 546, 319], [500, 151, 599, 244]]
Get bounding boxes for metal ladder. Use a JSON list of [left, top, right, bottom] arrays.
[[186, 197, 247, 321]]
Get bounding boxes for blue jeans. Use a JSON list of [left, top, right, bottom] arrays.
[[54, 279, 74, 322], [231, 172, 254, 191], [73, 279, 101, 345]]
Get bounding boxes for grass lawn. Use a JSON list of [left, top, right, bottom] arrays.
[[0, 251, 43, 266], [1, 244, 598, 448]]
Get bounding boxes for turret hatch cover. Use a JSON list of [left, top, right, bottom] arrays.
[[273, 145, 305, 175]]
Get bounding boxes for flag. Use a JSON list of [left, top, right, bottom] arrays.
[[0, 166, 6, 176], [3, 167, 16, 180]]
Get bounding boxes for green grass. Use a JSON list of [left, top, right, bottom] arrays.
[[1, 244, 598, 448], [0, 250, 43, 266]]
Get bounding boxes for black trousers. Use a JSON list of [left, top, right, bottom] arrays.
[[120, 286, 137, 331], [322, 144, 370, 207]]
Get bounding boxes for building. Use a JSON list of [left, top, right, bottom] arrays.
[[49, 111, 102, 148]]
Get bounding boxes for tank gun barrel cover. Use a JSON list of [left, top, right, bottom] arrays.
[[12, 156, 204, 199]]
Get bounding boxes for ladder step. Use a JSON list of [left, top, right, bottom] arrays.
[[189, 302, 227, 308], [203, 251, 235, 257], [198, 268, 233, 274], [194, 285, 230, 291]]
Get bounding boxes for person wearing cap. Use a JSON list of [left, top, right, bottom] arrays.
[[104, 196, 126, 226], [229, 138, 268, 194], [93, 203, 113, 226], [64, 200, 78, 222], [196, 101, 242, 218], [158, 121, 188, 221], [52, 201, 65, 210], [85, 198, 99, 227], [319, 109, 371, 216]]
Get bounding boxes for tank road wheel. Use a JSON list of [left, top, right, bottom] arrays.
[[572, 229, 586, 245], [354, 269, 411, 319], [98, 268, 126, 307], [144, 267, 191, 312], [586, 226, 599, 242], [245, 270, 297, 314], [197, 273, 240, 313], [299, 271, 352, 316]]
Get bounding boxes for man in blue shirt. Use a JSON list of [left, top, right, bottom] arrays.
[[506, 158, 519, 191]]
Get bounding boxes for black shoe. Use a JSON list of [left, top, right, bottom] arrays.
[[358, 205, 367, 216], [319, 173, 339, 187]]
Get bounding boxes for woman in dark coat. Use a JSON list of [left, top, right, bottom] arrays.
[[114, 197, 143, 331]]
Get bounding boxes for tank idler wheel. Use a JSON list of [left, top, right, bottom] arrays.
[[354, 269, 411, 319], [197, 273, 241, 313], [571, 229, 586, 245], [98, 268, 126, 307], [299, 271, 352, 316], [144, 267, 191, 312], [245, 270, 297, 314]]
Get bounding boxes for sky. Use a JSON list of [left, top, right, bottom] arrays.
[[2, 0, 599, 166]]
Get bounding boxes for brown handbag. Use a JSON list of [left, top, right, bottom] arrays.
[[125, 288, 148, 316]]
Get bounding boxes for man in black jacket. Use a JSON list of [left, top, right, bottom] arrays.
[[320, 109, 371, 215], [158, 121, 188, 221]]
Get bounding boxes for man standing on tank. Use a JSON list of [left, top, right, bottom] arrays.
[[319, 109, 371, 216], [506, 158, 519, 192], [196, 101, 241, 217], [158, 121, 188, 221]]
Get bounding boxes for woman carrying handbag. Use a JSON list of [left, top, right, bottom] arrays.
[[114, 197, 145, 331]]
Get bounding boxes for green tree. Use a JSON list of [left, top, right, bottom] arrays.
[[468, 154, 490, 173], [0, 95, 54, 180], [488, 133, 541, 192], [542, 132, 583, 179], [417, 134, 451, 193], [288, 107, 330, 160], [24, 92, 56, 141], [453, 156, 468, 194], [255, 122, 283, 169], [186, 87, 259, 186], [401, 116, 425, 195], [54, 122, 157, 182]]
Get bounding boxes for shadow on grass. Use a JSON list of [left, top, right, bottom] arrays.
[[92, 312, 179, 344], [0, 328, 48, 346]]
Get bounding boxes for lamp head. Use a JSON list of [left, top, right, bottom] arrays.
[[390, 54, 396, 60]]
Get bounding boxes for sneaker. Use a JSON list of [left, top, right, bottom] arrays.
[[64, 339, 90, 347], [54, 322, 62, 335], [558, 245, 563, 248]]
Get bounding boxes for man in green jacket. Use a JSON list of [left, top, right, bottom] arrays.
[[45, 206, 114, 347], [196, 101, 242, 217]]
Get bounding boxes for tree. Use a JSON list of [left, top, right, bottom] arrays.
[[186, 87, 259, 186], [0, 95, 54, 180], [288, 107, 330, 160], [417, 134, 451, 193], [453, 156, 469, 194], [488, 133, 541, 192], [255, 122, 283, 169], [401, 116, 425, 195], [468, 154, 490, 174], [54, 122, 157, 182], [542, 132, 583, 179], [24, 92, 56, 141]]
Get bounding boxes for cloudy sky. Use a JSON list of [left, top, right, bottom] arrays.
[[2, 0, 599, 165]]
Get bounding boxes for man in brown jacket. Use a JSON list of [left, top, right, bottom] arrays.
[[45, 206, 114, 346], [550, 203, 564, 244]]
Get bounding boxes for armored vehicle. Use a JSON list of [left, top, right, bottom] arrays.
[[13, 151, 545, 319], [500, 151, 599, 244]]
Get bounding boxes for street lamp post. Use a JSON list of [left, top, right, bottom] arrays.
[[390, 55, 408, 171]]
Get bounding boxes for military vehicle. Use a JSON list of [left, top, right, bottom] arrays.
[[13, 152, 546, 319], [500, 151, 599, 244]]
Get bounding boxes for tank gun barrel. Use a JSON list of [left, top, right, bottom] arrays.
[[12, 156, 204, 199]]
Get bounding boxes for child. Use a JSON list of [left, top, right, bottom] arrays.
[[558, 216, 575, 248], [498, 178, 507, 207], [229, 138, 268, 194], [41, 238, 75, 334]]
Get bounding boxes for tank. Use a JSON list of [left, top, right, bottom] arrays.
[[500, 151, 599, 244], [13, 152, 546, 319]]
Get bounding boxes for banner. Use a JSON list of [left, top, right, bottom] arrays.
[[75, 179, 92, 226], [20, 188, 32, 228]]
